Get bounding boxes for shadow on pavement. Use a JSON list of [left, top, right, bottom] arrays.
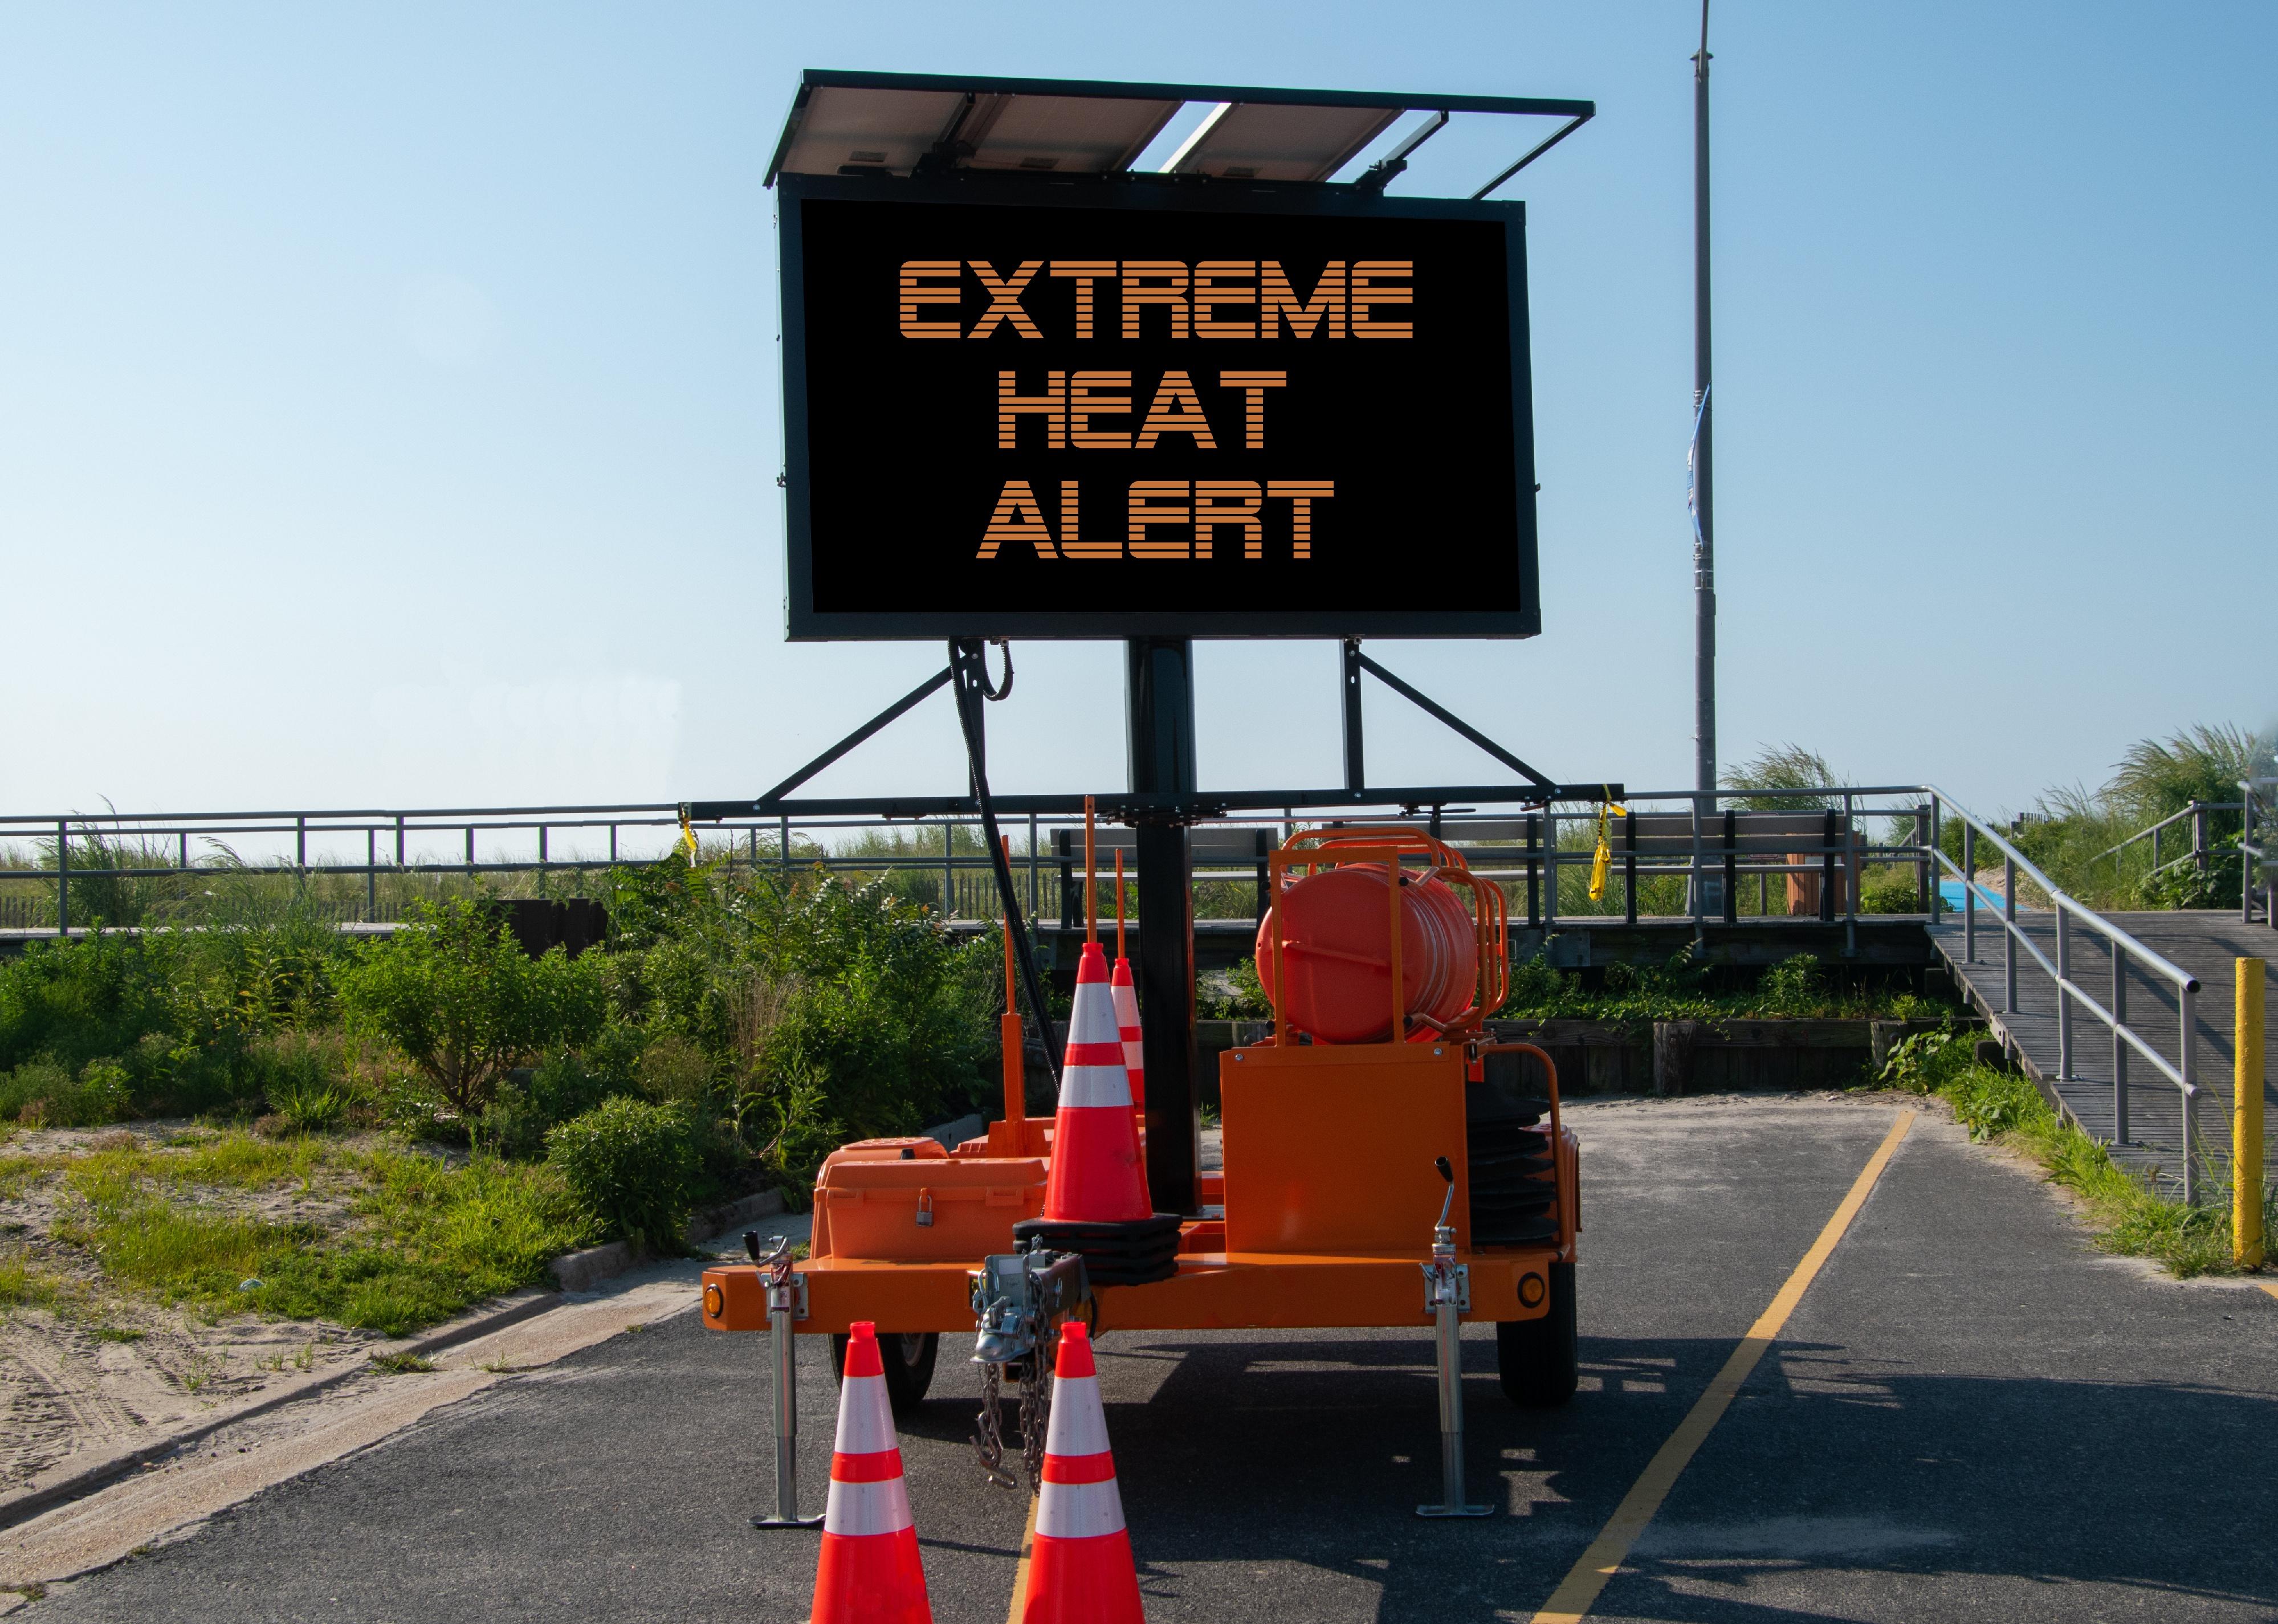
[[1074, 1332, 2278, 1622]]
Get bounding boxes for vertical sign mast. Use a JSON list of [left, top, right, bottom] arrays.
[[1691, 2, 1717, 804]]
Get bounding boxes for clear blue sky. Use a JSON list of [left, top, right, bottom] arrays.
[[3, 3, 2271, 831]]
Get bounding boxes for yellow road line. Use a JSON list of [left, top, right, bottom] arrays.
[[2258, 1283, 2278, 1304], [1529, 1109, 1918, 1624], [1004, 1492, 1040, 1624]]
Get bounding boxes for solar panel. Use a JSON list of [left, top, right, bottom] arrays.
[[1163, 102, 1400, 183], [773, 85, 969, 177], [959, 93, 1181, 176], [764, 71, 1596, 199]]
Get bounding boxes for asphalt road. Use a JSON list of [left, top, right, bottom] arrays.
[[26, 1093, 2278, 1622]]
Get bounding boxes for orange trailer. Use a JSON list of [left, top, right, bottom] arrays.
[[703, 826, 1580, 1515]]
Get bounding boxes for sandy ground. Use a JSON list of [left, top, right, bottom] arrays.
[[0, 1125, 389, 1497]]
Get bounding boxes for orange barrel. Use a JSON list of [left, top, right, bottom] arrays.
[[1255, 864, 1478, 1043]]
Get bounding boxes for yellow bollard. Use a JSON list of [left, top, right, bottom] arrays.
[[2237, 958, 2265, 1270]]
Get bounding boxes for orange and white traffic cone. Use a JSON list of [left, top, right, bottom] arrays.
[[1042, 941, 1150, 1223], [1110, 954, 1144, 1128], [810, 1322, 932, 1624], [1111, 852, 1146, 1121], [1021, 1321, 1143, 1624]]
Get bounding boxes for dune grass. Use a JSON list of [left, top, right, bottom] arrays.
[[38, 1131, 592, 1336]]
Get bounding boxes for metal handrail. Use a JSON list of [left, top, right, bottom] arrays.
[[1924, 785, 2204, 1201], [2093, 799, 2242, 867], [2243, 779, 2278, 928]]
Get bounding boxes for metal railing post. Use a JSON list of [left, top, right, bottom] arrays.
[[396, 814, 406, 868], [1922, 799, 1937, 920], [1028, 812, 1040, 921], [2244, 790, 2256, 925], [1526, 813, 1541, 927], [180, 829, 190, 870], [943, 821, 956, 920], [2179, 983, 2199, 1205], [2192, 801, 2207, 875], [2055, 907, 2073, 1080], [1962, 823, 1976, 962], [2112, 942, 2129, 1144], [1688, 795, 1704, 927], [1843, 791, 1858, 957], [779, 813, 790, 878], [1544, 811, 1558, 927], [2003, 854, 2018, 1013], [366, 828, 377, 921], [55, 819, 68, 936], [296, 814, 307, 878], [1623, 806, 1638, 926], [466, 826, 475, 876]]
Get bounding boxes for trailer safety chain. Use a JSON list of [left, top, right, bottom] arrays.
[[973, 1359, 1018, 1491], [970, 1350, 1053, 1494], [1019, 1350, 1050, 1491]]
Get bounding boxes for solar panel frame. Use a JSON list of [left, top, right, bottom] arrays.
[[764, 69, 1594, 195]]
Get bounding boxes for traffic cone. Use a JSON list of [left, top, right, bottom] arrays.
[[1042, 942, 1151, 1223], [1111, 851, 1145, 1116], [1021, 1322, 1144, 1624], [811, 1322, 932, 1624], [1110, 954, 1146, 1127]]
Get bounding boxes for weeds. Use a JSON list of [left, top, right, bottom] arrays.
[[1885, 1051, 2275, 1280], [370, 1350, 435, 1374]]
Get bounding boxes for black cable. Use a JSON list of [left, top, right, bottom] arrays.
[[981, 639, 1014, 701], [948, 638, 1061, 1094]]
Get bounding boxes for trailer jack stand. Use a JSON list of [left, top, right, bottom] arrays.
[[747, 1234, 824, 1531], [1417, 1160, 1493, 1519]]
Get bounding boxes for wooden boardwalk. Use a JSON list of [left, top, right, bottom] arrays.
[[1927, 908, 2277, 1195]]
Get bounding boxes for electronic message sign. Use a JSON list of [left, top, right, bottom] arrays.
[[779, 174, 1537, 639]]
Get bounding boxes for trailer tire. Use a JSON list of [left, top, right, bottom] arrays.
[[1496, 1262, 1577, 1407], [829, 1331, 940, 1415]]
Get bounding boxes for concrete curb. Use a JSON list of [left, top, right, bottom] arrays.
[[0, 1286, 563, 1532], [548, 1188, 789, 1295], [1, 1185, 797, 1528]]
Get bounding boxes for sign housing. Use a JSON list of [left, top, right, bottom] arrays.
[[780, 172, 1538, 640]]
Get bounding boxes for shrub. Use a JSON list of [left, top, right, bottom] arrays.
[[545, 1096, 698, 1250], [0, 934, 173, 1079], [1, 1056, 131, 1127], [339, 899, 608, 1119], [1859, 866, 1922, 915]]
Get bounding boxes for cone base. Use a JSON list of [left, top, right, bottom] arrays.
[[1022, 1529, 1146, 1624], [812, 1526, 932, 1624], [1013, 1215, 1182, 1288]]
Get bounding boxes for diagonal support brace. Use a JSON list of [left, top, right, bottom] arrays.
[[1353, 651, 1560, 799]]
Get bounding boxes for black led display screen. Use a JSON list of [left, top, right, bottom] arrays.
[[778, 174, 1537, 639]]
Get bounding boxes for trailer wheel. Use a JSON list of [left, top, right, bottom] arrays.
[[1497, 1262, 1577, 1407], [829, 1331, 940, 1415]]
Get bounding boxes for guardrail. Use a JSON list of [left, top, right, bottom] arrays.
[[0, 787, 1957, 937], [1925, 785, 2207, 1201]]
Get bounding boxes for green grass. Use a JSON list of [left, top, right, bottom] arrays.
[[1904, 1060, 2273, 1279], [369, 1350, 436, 1373], [46, 1132, 593, 1336], [0, 1256, 55, 1308]]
